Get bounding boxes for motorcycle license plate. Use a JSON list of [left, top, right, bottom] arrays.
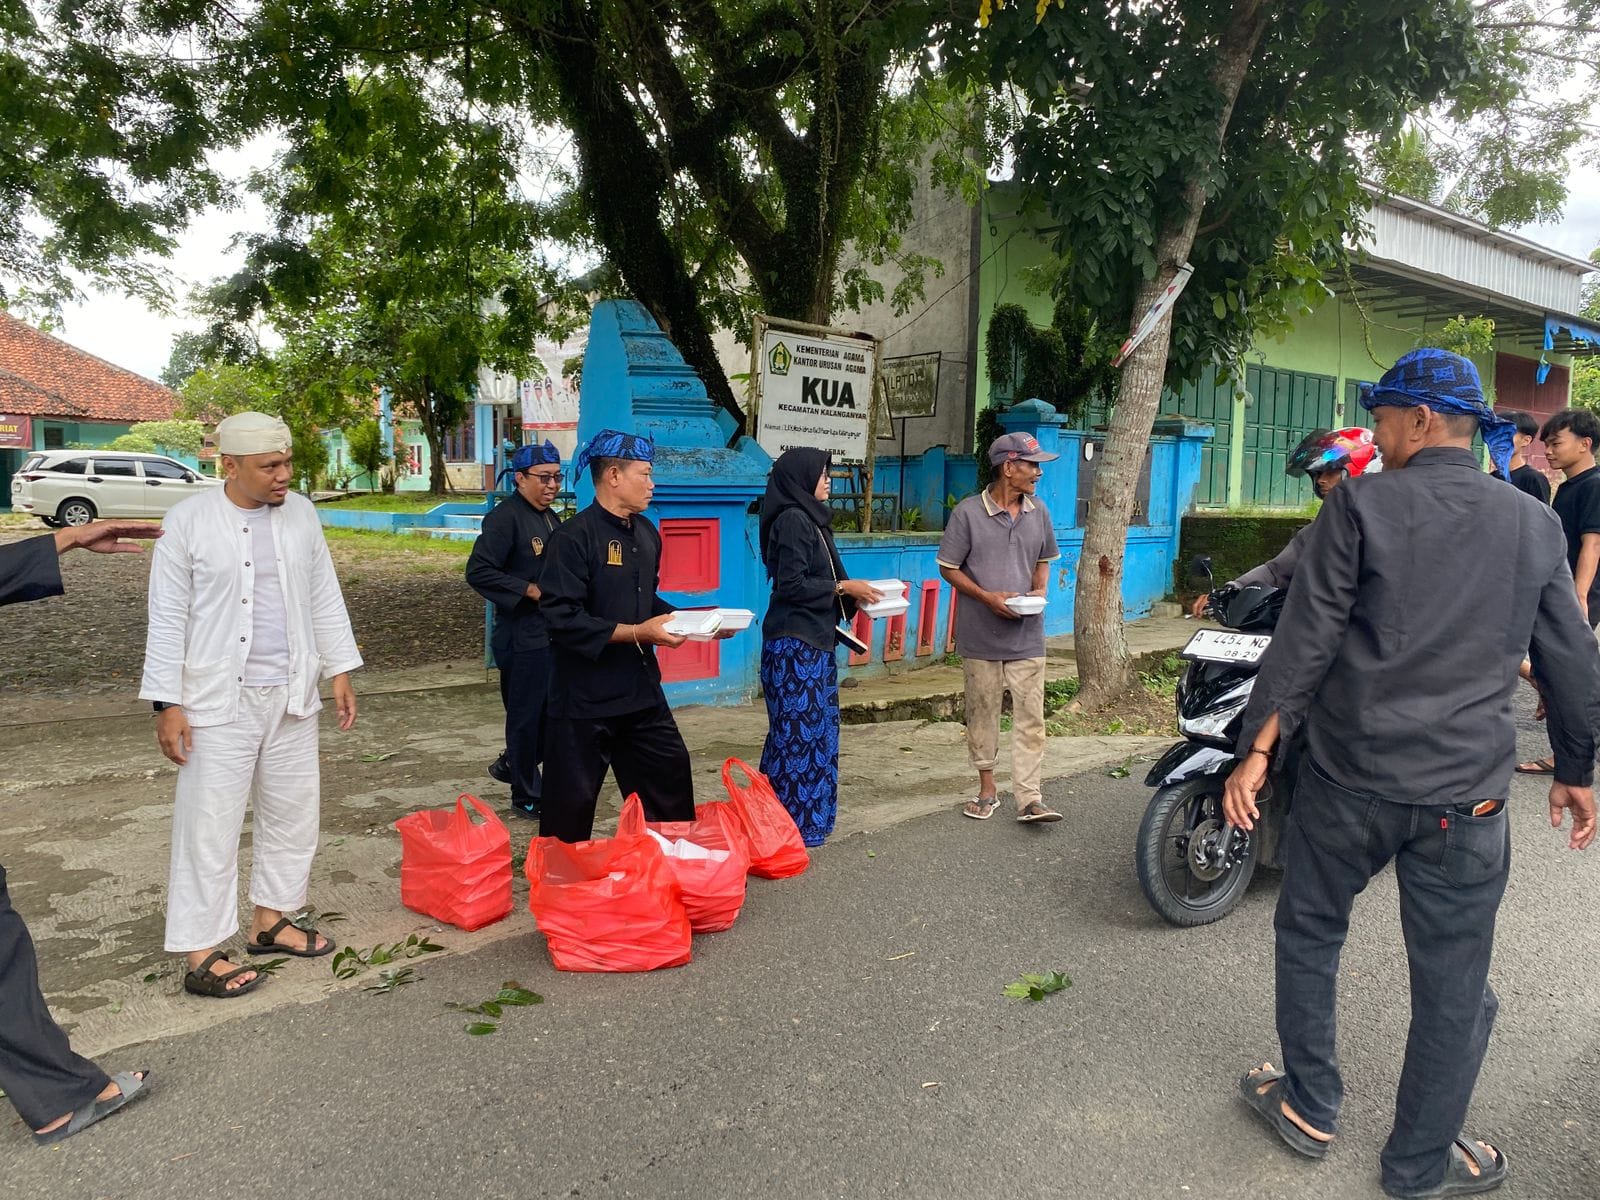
[[1181, 629, 1271, 664]]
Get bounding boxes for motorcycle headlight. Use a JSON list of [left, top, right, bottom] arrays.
[[1178, 694, 1249, 740]]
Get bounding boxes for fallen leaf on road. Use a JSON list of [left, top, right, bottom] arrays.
[[170, 1152, 196, 1162], [887, 951, 916, 961]]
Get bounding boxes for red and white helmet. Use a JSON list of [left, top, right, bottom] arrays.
[[1286, 427, 1378, 478]]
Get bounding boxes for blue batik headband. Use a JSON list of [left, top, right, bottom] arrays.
[[498, 440, 561, 484], [1359, 349, 1516, 479], [572, 428, 654, 483]]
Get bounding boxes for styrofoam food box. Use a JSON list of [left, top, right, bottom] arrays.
[[665, 610, 723, 640], [713, 607, 755, 632], [1004, 595, 1047, 616]]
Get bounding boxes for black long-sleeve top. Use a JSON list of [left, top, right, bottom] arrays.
[[0, 536, 63, 607], [1239, 446, 1599, 800], [465, 493, 562, 652], [761, 508, 855, 651], [539, 502, 674, 718]]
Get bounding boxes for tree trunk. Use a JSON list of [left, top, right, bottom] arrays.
[[1072, 0, 1270, 710]]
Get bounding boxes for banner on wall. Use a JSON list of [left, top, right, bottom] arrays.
[[521, 330, 585, 430], [0, 414, 32, 447]]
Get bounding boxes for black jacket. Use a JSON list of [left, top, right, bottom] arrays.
[[539, 503, 674, 718], [761, 508, 854, 651], [0, 536, 63, 607], [465, 493, 562, 653], [1240, 446, 1599, 800]]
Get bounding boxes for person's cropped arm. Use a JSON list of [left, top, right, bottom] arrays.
[[1574, 531, 1600, 619], [769, 511, 837, 607], [1234, 485, 1361, 761], [465, 511, 534, 607], [1529, 551, 1599, 790]]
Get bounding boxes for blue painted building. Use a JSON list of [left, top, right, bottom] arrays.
[[566, 301, 1212, 707]]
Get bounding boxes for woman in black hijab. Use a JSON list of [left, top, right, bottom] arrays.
[[757, 448, 881, 847]]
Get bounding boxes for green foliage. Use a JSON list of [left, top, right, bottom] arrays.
[[447, 981, 543, 1036], [1177, 512, 1312, 597], [900, 506, 923, 532], [954, 2, 1487, 392], [1043, 676, 1080, 714], [330, 934, 444, 981], [1415, 315, 1496, 359], [974, 404, 1005, 491], [985, 300, 1114, 421], [107, 420, 205, 456], [1002, 970, 1072, 1001], [344, 420, 390, 482]]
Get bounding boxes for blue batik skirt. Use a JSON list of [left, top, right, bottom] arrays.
[[759, 636, 841, 848]]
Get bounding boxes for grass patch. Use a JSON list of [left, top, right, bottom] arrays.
[[324, 527, 473, 560], [320, 492, 482, 513]]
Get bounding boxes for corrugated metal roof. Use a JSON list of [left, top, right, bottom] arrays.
[[1360, 188, 1593, 315]]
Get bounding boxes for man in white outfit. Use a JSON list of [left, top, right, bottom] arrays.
[[141, 412, 362, 999]]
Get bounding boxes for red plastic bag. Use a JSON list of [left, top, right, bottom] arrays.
[[617, 794, 751, 933], [721, 758, 810, 880], [525, 835, 692, 971], [395, 794, 513, 931]]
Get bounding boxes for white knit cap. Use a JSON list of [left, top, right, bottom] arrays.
[[216, 412, 292, 456]]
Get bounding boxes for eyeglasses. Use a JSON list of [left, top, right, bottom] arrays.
[[524, 471, 563, 484]]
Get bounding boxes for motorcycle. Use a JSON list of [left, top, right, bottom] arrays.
[[1135, 559, 1296, 926]]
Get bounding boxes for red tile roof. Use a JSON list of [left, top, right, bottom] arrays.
[[0, 311, 176, 424]]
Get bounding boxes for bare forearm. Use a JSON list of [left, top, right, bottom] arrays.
[[1030, 562, 1049, 594]]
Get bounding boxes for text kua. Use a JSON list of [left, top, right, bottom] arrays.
[[801, 376, 856, 409]]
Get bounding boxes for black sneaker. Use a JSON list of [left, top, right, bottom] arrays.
[[509, 799, 540, 821], [488, 753, 512, 784]]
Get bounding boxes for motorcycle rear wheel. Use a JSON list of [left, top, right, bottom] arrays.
[[1136, 777, 1258, 927]]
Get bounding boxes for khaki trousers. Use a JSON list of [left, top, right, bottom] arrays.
[[962, 657, 1046, 812]]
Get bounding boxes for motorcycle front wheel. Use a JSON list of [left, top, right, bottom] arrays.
[[1135, 777, 1258, 927]]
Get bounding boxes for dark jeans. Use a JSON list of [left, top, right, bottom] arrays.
[[540, 701, 695, 843], [497, 644, 552, 808], [1275, 757, 1509, 1195], [0, 864, 110, 1129]]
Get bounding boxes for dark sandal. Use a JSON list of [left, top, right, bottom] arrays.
[[1384, 1136, 1506, 1198], [33, 1070, 152, 1145], [1515, 757, 1555, 775], [248, 916, 335, 957], [182, 951, 262, 999], [1238, 1065, 1333, 1159]]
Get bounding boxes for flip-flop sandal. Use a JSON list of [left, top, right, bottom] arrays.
[[33, 1070, 152, 1145], [963, 797, 999, 820], [1238, 1066, 1333, 1159], [1384, 1136, 1507, 1198], [1514, 758, 1556, 775], [182, 950, 262, 999], [248, 916, 336, 957]]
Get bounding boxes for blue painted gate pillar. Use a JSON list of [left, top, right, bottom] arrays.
[[576, 301, 772, 705]]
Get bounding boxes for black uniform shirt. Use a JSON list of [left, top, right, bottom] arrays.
[[540, 502, 675, 718], [1508, 463, 1552, 505], [465, 492, 562, 652], [1239, 446, 1599, 799], [762, 507, 853, 651], [1553, 464, 1600, 623]]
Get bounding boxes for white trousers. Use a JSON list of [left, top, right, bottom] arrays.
[[165, 686, 321, 952]]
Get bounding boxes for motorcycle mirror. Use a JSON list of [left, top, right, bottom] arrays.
[[1188, 554, 1213, 584]]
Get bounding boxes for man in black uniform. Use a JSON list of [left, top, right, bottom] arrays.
[[466, 441, 564, 819], [2, 521, 159, 1143], [538, 429, 709, 842], [1223, 349, 1598, 1199]]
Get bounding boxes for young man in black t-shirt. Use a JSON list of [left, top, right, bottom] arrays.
[[1493, 409, 1552, 503], [1518, 407, 1600, 774]]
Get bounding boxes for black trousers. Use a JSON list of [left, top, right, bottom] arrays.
[[540, 702, 695, 843], [1274, 757, 1509, 1195], [0, 864, 109, 1129], [498, 644, 552, 808]]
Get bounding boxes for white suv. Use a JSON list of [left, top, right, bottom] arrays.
[[10, 450, 222, 526]]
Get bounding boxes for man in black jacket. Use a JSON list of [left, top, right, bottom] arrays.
[[1, 521, 160, 1143], [538, 429, 728, 843], [1222, 349, 1598, 1199], [466, 442, 564, 819]]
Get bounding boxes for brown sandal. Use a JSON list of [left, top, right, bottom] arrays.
[[182, 951, 262, 999], [248, 916, 335, 958]]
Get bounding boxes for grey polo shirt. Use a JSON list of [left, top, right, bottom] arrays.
[[937, 489, 1060, 661]]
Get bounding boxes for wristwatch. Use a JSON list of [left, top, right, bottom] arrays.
[[152, 701, 176, 712]]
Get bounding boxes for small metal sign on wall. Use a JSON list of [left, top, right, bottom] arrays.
[[751, 315, 885, 529], [881, 351, 940, 420]]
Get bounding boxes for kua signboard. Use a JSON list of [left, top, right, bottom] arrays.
[[752, 317, 880, 464]]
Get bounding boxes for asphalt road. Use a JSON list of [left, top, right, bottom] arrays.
[[7, 752, 1598, 1200]]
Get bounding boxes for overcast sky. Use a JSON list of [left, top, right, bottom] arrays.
[[44, 156, 1600, 385]]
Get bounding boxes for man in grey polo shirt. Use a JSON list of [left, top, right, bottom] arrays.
[[937, 432, 1062, 823]]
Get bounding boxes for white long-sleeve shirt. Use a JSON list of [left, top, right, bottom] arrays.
[[140, 487, 363, 726]]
